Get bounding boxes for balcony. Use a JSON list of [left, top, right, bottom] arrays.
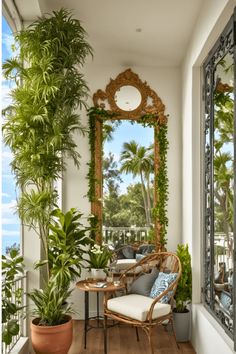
[[2, 1, 236, 354]]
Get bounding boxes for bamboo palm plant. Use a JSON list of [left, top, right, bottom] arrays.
[[2, 9, 93, 327]]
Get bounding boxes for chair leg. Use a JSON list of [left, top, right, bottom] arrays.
[[146, 327, 154, 354], [104, 314, 108, 354], [135, 326, 139, 342], [170, 317, 180, 351]]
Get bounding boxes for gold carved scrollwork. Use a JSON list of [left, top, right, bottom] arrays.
[[93, 69, 166, 120]]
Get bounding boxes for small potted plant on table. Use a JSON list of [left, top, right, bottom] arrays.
[[87, 244, 113, 280]]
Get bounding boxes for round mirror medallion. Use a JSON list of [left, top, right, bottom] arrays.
[[115, 85, 142, 111]]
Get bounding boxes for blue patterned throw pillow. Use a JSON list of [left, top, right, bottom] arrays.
[[149, 272, 178, 303]]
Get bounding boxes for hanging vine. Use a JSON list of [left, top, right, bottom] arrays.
[[139, 113, 169, 246], [87, 107, 97, 203], [87, 106, 117, 203], [154, 123, 169, 245]]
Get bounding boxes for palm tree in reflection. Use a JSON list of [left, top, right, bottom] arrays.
[[120, 140, 153, 226], [214, 82, 234, 266], [214, 152, 233, 265], [103, 152, 122, 194]]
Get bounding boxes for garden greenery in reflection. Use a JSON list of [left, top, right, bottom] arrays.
[[214, 71, 234, 260], [103, 122, 154, 229], [212, 57, 234, 331]]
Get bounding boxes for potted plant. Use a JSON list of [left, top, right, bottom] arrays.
[[2, 8, 93, 354], [46, 208, 93, 287], [173, 243, 192, 342], [29, 207, 93, 354], [87, 244, 113, 280]]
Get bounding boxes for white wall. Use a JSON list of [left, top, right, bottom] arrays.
[[64, 62, 182, 316], [182, 0, 236, 352], [192, 305, 234, 354]]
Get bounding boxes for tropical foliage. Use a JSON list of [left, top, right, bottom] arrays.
[[103, 146, 153, 227], [40, 208, 92, 287], [120, 140, 154, 226], [29, 282, 73, 326], [87, 244, 113, 269], [214, 79, 234, 260], [2, 249, 25, 345], [2, 8, 92, 282], [2, 9, 93, 326], [174, 244, 192, 312], [104, 182, 147, 227]]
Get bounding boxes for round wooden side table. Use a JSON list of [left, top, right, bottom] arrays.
[[76, 280, 125, 353]]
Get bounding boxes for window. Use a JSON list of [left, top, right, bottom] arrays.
[[203, 10, 235, 345], [2, 15, 21, 255]]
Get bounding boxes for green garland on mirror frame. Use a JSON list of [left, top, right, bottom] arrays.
[[87, 107, 169, 246], [87, 107, 96, 203], [139, 113, 169, 246], [87, 106, 118, 203], [153, 123, 169, 245], [87, 107, 117, 240]]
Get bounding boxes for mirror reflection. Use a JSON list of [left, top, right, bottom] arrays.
[[213, 52, 234, 328], [115, 85, 142, 111], [102, 120, 154, 248]]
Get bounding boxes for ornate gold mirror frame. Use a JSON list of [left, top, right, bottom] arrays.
[[90, 69, 168, 251]]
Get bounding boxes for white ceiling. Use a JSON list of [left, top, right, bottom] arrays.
[[15, 0, 204, 66]]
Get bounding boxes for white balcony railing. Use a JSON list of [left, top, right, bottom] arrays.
[[103, 226, 151, 246]]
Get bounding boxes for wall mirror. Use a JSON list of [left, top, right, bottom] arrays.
[[89, 69, 168, 251], [203, 12, 235, 343]]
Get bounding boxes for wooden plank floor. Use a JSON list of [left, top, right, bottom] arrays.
[[68, 320, 196, 354]]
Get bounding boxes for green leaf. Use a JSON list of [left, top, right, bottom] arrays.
[[2, 330, 13, 345], [8, 319, 20, 336]]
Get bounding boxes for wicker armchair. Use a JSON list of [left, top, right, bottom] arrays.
[[103, 252, 182, 354]]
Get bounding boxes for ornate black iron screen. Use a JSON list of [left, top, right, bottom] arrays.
[[203, 10, 236, 345]]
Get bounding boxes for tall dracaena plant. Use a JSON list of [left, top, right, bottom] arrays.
[[2, 9, 93, 283]]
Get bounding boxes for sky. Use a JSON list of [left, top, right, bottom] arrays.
[[104, 120, 154, 194], [2, 16, 20, 254]]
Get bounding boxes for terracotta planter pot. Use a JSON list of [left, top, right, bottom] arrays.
[[31, 315, 73, 354]]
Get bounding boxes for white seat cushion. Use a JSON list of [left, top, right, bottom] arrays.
[[115, 259, 136, 270], [107, 294, 171, 322]]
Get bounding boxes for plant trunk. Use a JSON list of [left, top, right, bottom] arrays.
[[146, 172, 152, 226], [140, 171, 149, 226]]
